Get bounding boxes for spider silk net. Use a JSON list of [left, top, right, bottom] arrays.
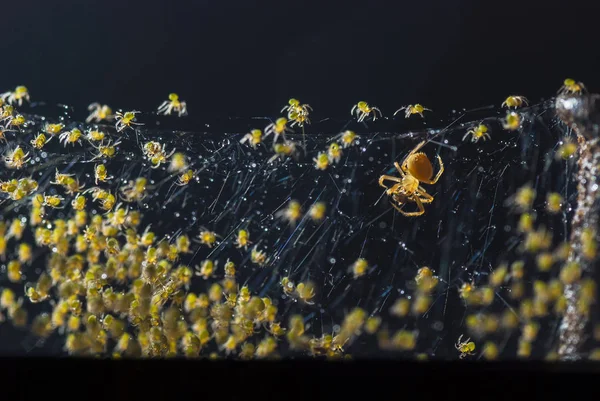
[[0, 95, 595, 360]]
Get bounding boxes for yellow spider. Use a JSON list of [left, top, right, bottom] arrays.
[[503, 112, 521, 131], [281, 98, 312, 127], [501, 96, 528, 109], [394, 104, 431, 118], [264, 117, 293, 143], [157, 93, 187, 117], [115, 111, 143, 132], [281, 98, 312, 116], [378, 141, 444, 217], [240, 129, 263, 149], [86, 103, 113, 123], [558, 78, 586, 96], [351, 101, 382, 122], [463, 124, 491, 142], [4, 146, 30, 170], [455, 335, 476, 359], [1, 86, 30, 106], [176, 169, 196, 186], [333, 130, 359, 148]]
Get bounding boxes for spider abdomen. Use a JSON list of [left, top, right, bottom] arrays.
[[406, 153, 433, 182]]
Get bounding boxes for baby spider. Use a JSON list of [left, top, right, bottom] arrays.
[[281, 98, 312, 116], [501, 95, 528, 109], [268, 140, 298, 163], [59, 128, 83, 147], [558, 78, 586, 96], [157, 93, 187, 117], [94, 164, 113, 185], [7, 114, 26, 129], [1, 86, 30, 106], [264, 118, 293, 143], [351, 101, 382, 122], [240, 129, 263, 149], [90, 140, 122, 161], [275, 199, 303, 226], [463, 124, 491, 143], [394, 104, 431, 119], [86, 103, 113, 123], [115, 111, 143, 132], [0, 105, 14, 122], [199, 229, 219, 248], [503, 112, 522, 131], [378, 141, 444, 217], [176, 169, 196, 186], [4, 146, 30, 170], [281, 99, 312, 127], [332, 130, 359, 148], [30, 133, 52, 149], [455, 335, 476, 359]]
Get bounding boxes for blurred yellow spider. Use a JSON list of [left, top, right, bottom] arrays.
[[503, 112, 521, 131], [176, 169, 195, 186], [558, 78, 586, 95], [455, 335, 476, 359], [332, 130, 359, 148], [1, 86, 30, 106], [86, 103, 113, 123], [501, 96, 528, 109], [351, 101, 382, 122], [378, 141, 444, 217], [157, 93, 187, 117], [264, 118, 293, 143], [394, 104, 431, 118], [240, 129, 263, 149], [463, 124, 491, 142]]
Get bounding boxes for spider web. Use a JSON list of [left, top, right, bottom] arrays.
[[0, 95, 593, 360]]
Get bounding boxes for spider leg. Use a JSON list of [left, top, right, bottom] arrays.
[[397, 196, 425, 217], [393, 162, 405, 175], [378, 175, 402, 188], [416, 187, 434, 203]]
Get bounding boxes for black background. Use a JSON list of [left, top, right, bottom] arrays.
[[3, 0, 600, 118]]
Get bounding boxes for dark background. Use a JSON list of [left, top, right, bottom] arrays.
[[3, 0, 600, 119]]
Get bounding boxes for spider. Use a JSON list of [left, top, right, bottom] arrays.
[[394, 104, 431, 118], [115, 111, 143, 132], [558, 78, 586, 96], [463, 124, 491, 142], [157, 93, 187, 117], [1, 86, 30, 106], [86, 103, 113, 123], [264, 118, 293, 143], [501, 95, 528, 109], [455, 335, 476, 359], [351, 101, 382, 122], [503, 112, 521, 131], [378, 141, 444, 217]]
